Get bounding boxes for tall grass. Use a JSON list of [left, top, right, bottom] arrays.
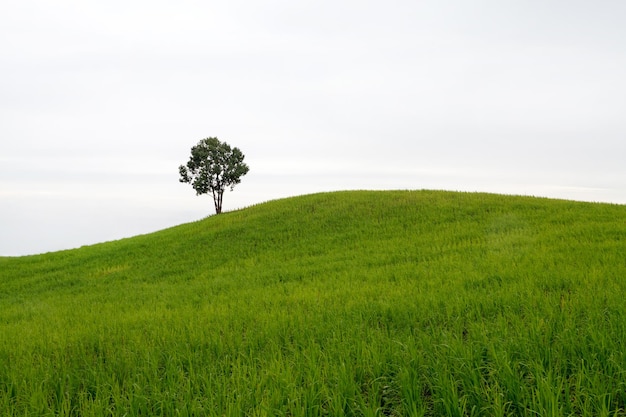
[[1, 190, 625, 416]]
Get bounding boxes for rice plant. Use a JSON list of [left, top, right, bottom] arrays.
[[1, 190, 625, 416]]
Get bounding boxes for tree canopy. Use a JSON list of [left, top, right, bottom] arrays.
[[179, 137, 249, 214]]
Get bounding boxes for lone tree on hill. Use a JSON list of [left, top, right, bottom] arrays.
[[179, 137, 249, 214]]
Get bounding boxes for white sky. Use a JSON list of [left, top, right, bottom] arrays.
[[1, 0, 625, 256]]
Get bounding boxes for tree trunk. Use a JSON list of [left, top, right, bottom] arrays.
[[212, 189, 224, 214]]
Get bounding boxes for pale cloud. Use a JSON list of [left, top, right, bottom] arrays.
[[1, 0, 625, 255]]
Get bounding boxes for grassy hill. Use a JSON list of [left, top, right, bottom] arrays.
[[1, 190, 625, 416]]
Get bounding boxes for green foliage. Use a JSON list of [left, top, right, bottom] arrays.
[[1, 190, 625, 416], [179, 137, 249, 214]]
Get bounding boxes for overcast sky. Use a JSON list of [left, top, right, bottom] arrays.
[[1, 0, 625, 256]]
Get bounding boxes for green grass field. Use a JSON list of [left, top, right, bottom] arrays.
[[1, 190, 625, 416]]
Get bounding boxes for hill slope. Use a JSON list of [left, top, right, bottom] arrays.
[[1, 190, 625, 416]]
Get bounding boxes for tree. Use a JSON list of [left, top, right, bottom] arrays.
[[179, 137, 250, 214]]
